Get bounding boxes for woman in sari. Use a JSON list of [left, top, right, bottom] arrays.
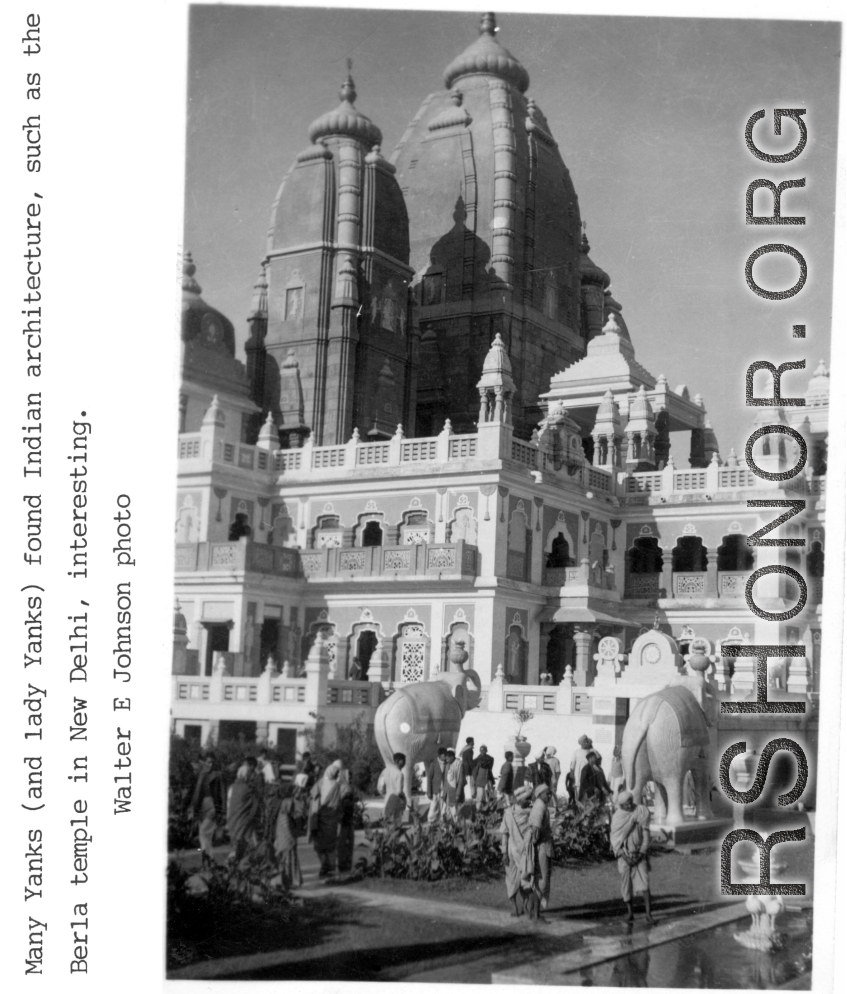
[[309, 759, 344, 878], [227, 756, 263, 863], [272, 782, 307, 888], [498, 785, 540, 918], [336, 769, 356, 873]]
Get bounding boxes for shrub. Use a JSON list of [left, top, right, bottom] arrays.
[[551, 797, 615, 863], [358, 798, 504, 882]]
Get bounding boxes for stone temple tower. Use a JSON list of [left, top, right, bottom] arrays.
[[391, 12, 586, 438], [255, 70, 416, 446]]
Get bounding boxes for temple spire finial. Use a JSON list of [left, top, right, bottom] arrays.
[[340, 58, 356, 104], [480, 12, 497, 35]]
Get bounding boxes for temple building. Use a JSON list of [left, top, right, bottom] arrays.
[[172, 14, 826, 777]]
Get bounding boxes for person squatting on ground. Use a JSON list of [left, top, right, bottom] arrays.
[[471, 744, 495, 805], [383, 752, 407, 825], [498, 784, 541, 918], [529, 783, 554, 919], [227, 756, 263, 864], [187, 752, 226, 868], [426, 747, 449, 823], [309, 759, 345, 877], [610, 789, 655, 924]]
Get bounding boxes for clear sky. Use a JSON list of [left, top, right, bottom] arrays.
[[183, 5, 840, 457]]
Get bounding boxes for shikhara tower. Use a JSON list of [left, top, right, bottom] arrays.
[[173, 14, 825, 798]]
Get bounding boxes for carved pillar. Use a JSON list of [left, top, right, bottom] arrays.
[[572, 625, 595, 687], [706, 550, 719, 599]]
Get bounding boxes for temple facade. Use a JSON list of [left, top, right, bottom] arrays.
[[172, 14, 827, 775]]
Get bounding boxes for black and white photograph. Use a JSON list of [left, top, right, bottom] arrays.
[[165, 5, 842, 987], [5, 1, 845, 991]]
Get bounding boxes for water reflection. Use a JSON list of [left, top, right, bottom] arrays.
[[565, 911, 811, 989]]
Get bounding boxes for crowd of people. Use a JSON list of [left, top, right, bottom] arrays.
[[183, 735, 655, 924]]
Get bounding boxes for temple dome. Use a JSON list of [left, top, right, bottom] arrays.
[[308, 73, 382, 146], [181, 253, 236, 356], [443, 12, 530, 93], [805, 359, 829, 407], [579, 233, 610, 288]]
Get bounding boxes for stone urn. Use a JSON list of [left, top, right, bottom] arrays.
[[505, 735, 531, 762], [448, 640, 469, 671]]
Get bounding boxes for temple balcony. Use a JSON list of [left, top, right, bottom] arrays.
[[622, 463, 826, 506], [542, 559, 617, 592], [624, 569, 822, 605], [299, 540, 478, 582], [175, 538, 301, 577]]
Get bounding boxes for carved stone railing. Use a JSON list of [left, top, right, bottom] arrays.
[[622, 462, 825, 504], [299, 541, 477, 581], [625, 572, 663, 599], [718, 571, 750, 598], [673, 571, 707, 598], [175, 539, 301, 577]]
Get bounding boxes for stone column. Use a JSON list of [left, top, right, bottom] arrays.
[[705, 550, 719, 599], [572, 625, 595, 687]]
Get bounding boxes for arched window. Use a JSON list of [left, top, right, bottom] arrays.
[[362, 520, 383, 547], [504, 625, 528, 683], [546, 533, 572, 568], [672, 536, 707, 572], [401, 511, 431, 545], [314, 515, 343, 549], [228, 513, 252, 541], [808, 541, 824, 577], [350, 629, 378, 681], [449, 507, 478, 545], [627, 537, 663, 574], [717, 534, 754, 571]]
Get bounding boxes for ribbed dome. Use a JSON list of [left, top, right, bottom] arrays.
[[579, 233, 610, 288], [443, 13, 530, 93], [308, 73, 382, 146], [181, 253, 236, 356]]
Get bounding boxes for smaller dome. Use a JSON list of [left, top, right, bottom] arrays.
[[626, 384, 655, 429], [579, 233, 610, 288], [805, 359, 829, 406], [308, 73, 382, 146], [443, 13, 530, 94], [593, 389, 621, 429], [481, 332, 513, 376], [181, 253, 236, 356]]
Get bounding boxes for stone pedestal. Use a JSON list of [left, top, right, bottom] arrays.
[[572, 625, 595, 687]]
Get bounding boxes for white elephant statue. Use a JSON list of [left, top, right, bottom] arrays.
[[622, 683, 714, 828], [374, 668, 482, 802]]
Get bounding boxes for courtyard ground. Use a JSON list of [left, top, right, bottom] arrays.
[[167, 832, 812, 986]]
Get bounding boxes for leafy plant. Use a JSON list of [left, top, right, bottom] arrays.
[[513, 708, 535, 737], [551, 796, 615, 863], [358, 798, 505, 882]]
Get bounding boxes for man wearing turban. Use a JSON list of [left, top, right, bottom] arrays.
[[610, 790, 655, 923]]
